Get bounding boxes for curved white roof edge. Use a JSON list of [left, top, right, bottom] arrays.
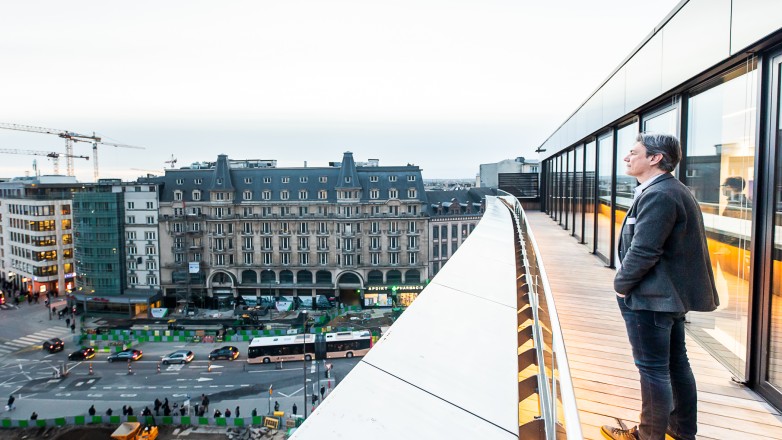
[[292, 196, 519, 439]]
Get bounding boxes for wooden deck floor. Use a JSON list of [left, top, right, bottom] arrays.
[[525, 211, 782, 440]]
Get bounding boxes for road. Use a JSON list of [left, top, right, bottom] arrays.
[[0, 302, 359, 420]]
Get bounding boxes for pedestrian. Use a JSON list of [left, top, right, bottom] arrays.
[[6, 395, 15, 411], [251, 408, 257, 417], [106, 408, 113, 416], [601, 133, 719, 440], [213, 408, 222, 418], [70, 323, 75, 333], [30, 412, 38, 420], [235, 406, 240, 418], [27, 294, 31, 304], [51, 306, 56, 317], [88, 405, 96, 416], [65, 317, 71, 328], [320, 385, 325, 400], [201, 394, 209, 412], [154, 398, 161, 416], [292, 403, 297, 415], [163, 405, 171, 417], [225, 408, 231, 418], [311, 394, 318, 406], [274, 401, 279, 412], [127, 406, 133, 416], [142, 407, 152, 417], [122, 405, 127, 416]]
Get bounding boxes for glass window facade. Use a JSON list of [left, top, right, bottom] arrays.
[[573, 145, 584, 240], [597, 132, 614, 262], [584, 140, 597, 252]]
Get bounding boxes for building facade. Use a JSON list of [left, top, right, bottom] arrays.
[[0, 176, 80, 299], [538, 0, 782, 409], [71, 179, 162, 315], [425, 188, 495, 278], [157, 152, 428, 309]]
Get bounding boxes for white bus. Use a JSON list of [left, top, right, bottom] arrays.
[[247, 331, 373, 364]]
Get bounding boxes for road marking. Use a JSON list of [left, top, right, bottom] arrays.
[[55, 393, 71, 397], [120, 394, 137, 397], [87, 394, 103, 397]]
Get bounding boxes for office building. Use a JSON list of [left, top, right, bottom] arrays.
[[538, 0, 782, 409]]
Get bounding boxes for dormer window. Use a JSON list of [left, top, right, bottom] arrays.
[[345, 177, 351, 183], [389, 188, 398, 199], [193, 190, 202, 201], [174, 190, 183, 201], [264, 177, 271, 183], [244, 178, 252, 184], [407, 175, 416, 181], [300, 177, 308, 183], [370, 176, 378, 182], [389, 176, 397, 182], [319, 176, 327, 183], [282, 177, 290, 184], [243, 190, 252, 200], [407, 189, 417, 198], [217, 178, 223, 185], [318, 190, 328, 200], [176, 179, 184, 185], [194, 178, 203, 184]]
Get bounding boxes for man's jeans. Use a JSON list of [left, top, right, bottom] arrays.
[[617, 296, 697, 440]]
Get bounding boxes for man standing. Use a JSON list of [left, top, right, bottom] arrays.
[[601, 133, 719, 440]]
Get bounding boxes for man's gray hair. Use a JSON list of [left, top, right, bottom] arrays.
[[636, 132, 681, 172]]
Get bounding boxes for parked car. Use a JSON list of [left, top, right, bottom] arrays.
[[107, 348, 143, 362], [42, 338, 64, 353], [161, 350, 194, 365], [68, 347, 96, 361], [209, 346, 239, 361]]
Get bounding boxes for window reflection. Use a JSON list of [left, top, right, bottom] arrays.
[[685, 67, 756, 379], [597, 133, 614, 262], [574, 145, 584, 240], [614, 123, 639, 261], [584, 141, 597, 252]]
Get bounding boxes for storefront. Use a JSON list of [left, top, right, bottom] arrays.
[[364, 284, 424, 308], [72, 290, 163, 318]]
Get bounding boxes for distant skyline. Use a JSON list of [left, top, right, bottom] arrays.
[[0, 0, 680, 181]]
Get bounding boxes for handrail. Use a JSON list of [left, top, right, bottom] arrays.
[[497, 192, 582, 440]]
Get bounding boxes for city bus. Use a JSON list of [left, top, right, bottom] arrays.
[[247, 331, 373, 364]]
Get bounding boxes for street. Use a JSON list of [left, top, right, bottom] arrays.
[[0, 302, 360, 420]]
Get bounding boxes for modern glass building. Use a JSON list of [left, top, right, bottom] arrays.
[[539, 0, 782, 409]]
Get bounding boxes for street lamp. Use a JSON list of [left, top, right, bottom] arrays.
[[302, 309, 309, 419]]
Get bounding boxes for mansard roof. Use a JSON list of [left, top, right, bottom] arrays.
[[156, 154, 426, 204]]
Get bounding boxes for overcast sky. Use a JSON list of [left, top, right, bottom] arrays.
[[0, 0, 680, 181]]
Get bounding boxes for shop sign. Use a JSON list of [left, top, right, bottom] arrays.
[[188, 262, 200, 274], [151, 308, 168, 318], [366, 284, 424, 293]]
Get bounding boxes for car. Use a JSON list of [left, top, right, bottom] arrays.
[[107, 348, 143, 362], [42, 338, 64, 353], [68, 347, 96, 361], [161, 350, 194, 365], [209, 346, 239, 361]]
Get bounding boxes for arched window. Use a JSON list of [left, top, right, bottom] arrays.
[[316, 271, 332, 284], [241, 270, 257, 284], [405, 269, 420, 283], [279, 270, 294, 283], [338, 272, 360, 284], [260, 270, 276, 283], [212, 272, 232, 284], [386, 270, 402, 284], [367, 270, 384, 284], [297, 270, 313, 284]]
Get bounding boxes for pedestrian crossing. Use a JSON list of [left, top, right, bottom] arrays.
[[0, 328, 70, 355]]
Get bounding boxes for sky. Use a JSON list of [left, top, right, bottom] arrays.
[[0, 0, 681, 181]]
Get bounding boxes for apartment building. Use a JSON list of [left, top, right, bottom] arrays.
[[157, 152, 428, 309]]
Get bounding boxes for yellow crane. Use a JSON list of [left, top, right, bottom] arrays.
[[0, 122, 145, 180], [0, 148, 89, 175]]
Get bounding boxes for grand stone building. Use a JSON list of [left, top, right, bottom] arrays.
[[157, 152, 428, 308]]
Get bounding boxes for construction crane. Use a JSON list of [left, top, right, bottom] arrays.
[[164, 155, 177, 169], [0, 122, 145, 180], [0, 148, 89, 175]]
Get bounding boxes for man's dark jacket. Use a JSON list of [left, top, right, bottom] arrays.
[[615, 173, 719, 313]]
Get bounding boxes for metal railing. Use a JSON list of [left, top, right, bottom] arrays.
[[499, 193, 581, 440]]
